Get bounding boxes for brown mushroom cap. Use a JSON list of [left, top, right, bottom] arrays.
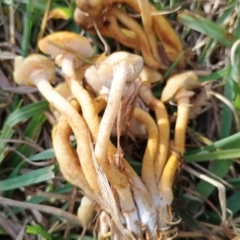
[[13, 54, 55, 86], [75, 0, 103, 18], [38, 31, 95, 66], [161, 71, 199, 102], [74, 8, 94, 30]]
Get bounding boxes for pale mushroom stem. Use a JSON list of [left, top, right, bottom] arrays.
[[94, 61, 140, 234], [93, 98, 157, 235]]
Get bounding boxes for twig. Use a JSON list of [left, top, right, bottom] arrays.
[[0, 197, 80, 225]]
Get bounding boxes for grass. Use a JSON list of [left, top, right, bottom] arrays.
[[1, 0, 240, 239]]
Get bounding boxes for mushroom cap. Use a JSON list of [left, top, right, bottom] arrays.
[[13, 54, 55, 86], [85, 51, 143, 94], [161, 71, 199, 102], [75, 0, 103, 18], [74, 8, 94, 30], [38, 31, 95, 62], [140, 66, 162, 83]]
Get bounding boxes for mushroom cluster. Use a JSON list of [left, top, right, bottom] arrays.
[[12, 3, 200, 240], [74, 0, 185, 71]]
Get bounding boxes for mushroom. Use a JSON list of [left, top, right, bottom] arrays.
[[38, 31, 95, 79], [106, 0, 184, 65], [85, 58, 157, 235], [13, 54, 102, 199], [92, 52, 144, 234], [74, 8, 139, 51], [158, 71, 199, 223]]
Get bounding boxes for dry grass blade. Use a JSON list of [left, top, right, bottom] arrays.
[[184, 165, 227, 222], [0, 197, 80, 225]]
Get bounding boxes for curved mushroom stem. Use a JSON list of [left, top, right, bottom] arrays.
[[133, 108, 159, 207], [109, 7, 165, 70], [35, 78, 101, 198], [105, 0, 184, 65], [136, 0, 162, 65], [158, 88, 196, 226], [139, 84, 170, 184], [14, 55, 100, 198], [106, 13, 139, 50], [52, 99, 102, 205]]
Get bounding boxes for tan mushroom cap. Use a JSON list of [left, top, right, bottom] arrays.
[[140, 66, 162, 84], [161, 71, 199, 102], [85, 51, 143, 93], [38, 31, 95, 64], [74, 8, 94, 30], [13, 54, 55, 86]]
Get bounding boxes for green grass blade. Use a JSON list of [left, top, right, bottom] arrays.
[[21, 0, 34, 56], [187, 131, 240, 154], [178, 10, 234, 47], [185, 149, 240, 162], [26, 225, 52, 240], [8, 114, 47, 167], [0, 101, 49, 164], [191, 64, 236, 212], [29, 148, 55, 161], [0, 165, 54, 191], [6, 100, 49, 127]]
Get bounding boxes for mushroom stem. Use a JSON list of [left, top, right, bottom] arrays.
[[36, 79, 102, 198], [139, 84, 170, 184], [106, 14, 139, 50], [157, 95, 192, 226], [136, 0, 162, 64], [52, 100, 102, 205], [83, 93, 156, 235], [106, 0, 184, 64], [133, 107, 159, 207], [159, 89, 194, 193], [109, 7, 164, 70], [158, 71, 199, 226], [94, 61, 140, 234], [84, 52, 157, 235]]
